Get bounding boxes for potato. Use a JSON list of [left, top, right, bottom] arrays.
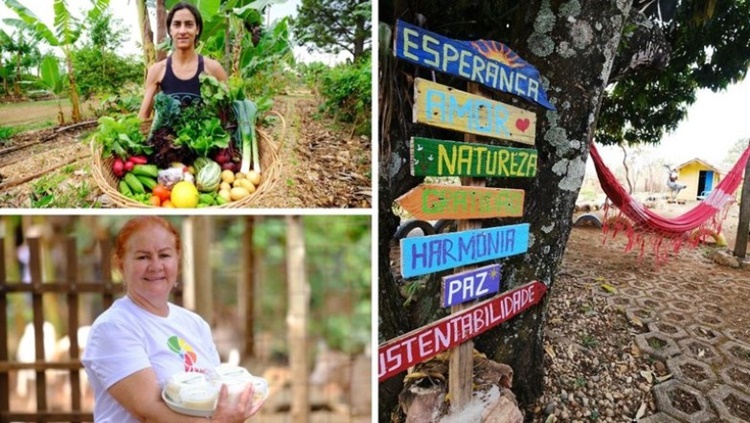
[[218, 189, 232, 202], [237, 178, 256, 193], [221, 170, 235, 184], [246, 171, 261, 186], [220, 181, 232, 192], [230, 187, 251, 201], [234, 172, 246, 180]]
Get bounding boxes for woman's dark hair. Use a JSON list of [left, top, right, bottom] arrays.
[[166, 2, 203, 47]]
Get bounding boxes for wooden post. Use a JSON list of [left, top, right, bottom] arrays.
[[449, 82, 482, 412], [29, 237, 48, 411], [0, 239, 8, 414], [238, 216, 256, 358], [286, 216, 309, 422], [65, 238, 82, 419], [734, 142, 750, 258]]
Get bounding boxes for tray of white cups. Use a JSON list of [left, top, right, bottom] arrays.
[[162, 364, 269, 417]]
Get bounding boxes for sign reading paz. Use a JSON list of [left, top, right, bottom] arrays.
[[414, 78, 536, 145], [394, 19, 555, 110], [411, 137, 537, 178], [396, 184, 524, 220], [400, 223, 529, 278], [442, 264, 501, 307], [378, 281, 548, 381]]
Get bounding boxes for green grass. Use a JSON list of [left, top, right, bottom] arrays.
[[581, 334, 599, 349], [30, 166, 100, 208]]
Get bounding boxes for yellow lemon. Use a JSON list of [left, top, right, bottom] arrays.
[[170, 181, 200, 208]]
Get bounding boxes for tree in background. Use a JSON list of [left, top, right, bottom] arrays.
[[378, 0, 750, 420], [72, 11, 143, 99], [2, 0, 111, 122], [293, 0, 371, 62]]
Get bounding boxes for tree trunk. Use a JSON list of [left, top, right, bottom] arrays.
[[353, 17, 365, 61], [137, 0, 156, 68], [286, 216, 309, 423], [182, 217, 214, 320], [63, 49, 81, 123], [378, 1, 632, 419], [238, 216, 255, 358], [734, 141, 750, 258], [156, 0, 167, 62]]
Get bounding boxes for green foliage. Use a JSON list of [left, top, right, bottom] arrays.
[[71, 47, 143, 99], [298, 61, 329, 89], [0, 126, 16, 144], [318, 54, 371, 134], [94, 83, 143, 116], [30, 167, 99, 208], [293, 0, 371, 60], [92, 114, 150, 159], [597, 1, 750, 145]]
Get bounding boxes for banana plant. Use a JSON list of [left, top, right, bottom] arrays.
[[2, 0, 110, 122]]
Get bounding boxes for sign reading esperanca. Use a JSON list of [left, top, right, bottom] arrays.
[[395, 20, 555, 110], [411, 137, 538, 178]]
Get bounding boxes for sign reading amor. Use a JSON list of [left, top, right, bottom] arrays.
[[442, 264, 501, 307], [411, 137, 538, 178], [400, 223, 529, 278], [414, 78, 536, 145], [396, 184, 525, 220], [378, 281, 548, 381], [394, 19, 555, 110]]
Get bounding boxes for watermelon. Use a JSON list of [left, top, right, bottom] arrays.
[[193, 157, 215, 175]]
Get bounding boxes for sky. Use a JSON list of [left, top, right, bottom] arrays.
[[0, 0, 350, 64]]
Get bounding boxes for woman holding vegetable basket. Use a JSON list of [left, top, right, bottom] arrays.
[[94, 1, 268, 208], [138, 2, 228, 119], [83, 217, 266, 422]]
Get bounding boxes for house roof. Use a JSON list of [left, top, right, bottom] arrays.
[[675, 158, 722, 174]]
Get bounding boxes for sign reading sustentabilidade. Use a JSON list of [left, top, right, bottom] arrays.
[[442, 264, 502, 307], [414, 78, 536, 145], [400, 223, 529, 278], [411, 137, 537, 178], [378, 281, 547, 381], [394, 20, 555, 110], [395, 184, 524, 220]]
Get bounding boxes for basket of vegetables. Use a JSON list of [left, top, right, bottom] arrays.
[[90, 75, 284, 208]]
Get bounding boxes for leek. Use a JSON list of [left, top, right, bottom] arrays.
[[232, 99, 260, 174]]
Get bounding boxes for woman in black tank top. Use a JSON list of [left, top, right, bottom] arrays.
[[138, 2, 227, 120]]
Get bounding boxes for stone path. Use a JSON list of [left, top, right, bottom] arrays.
[[553, 229, 750, 422]]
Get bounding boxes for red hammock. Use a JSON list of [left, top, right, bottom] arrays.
[[589, 142, 750, 260]]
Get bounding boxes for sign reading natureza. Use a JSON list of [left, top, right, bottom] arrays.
[[411, 137, 537, 178], [394, 19, 555, 110], [413, 78, 536, 145], [378, 280, 548, 381]]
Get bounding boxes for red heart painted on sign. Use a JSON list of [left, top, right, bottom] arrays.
[[516, 118, 530, 132]]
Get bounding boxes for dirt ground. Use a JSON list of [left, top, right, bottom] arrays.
[[0, 91, 371, 208], [527, 200, 750, 422]]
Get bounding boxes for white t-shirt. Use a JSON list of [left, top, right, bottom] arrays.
[[82, 296, 220, 422]]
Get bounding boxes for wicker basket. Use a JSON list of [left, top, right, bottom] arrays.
[[91, 112, 285, 208]]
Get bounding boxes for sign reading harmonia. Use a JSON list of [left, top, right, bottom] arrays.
[[400, 223, 529, 278], [378, 281, 547, 381], [395, 184, 524, 220], [394, 19, 555, 110], [411, 137, 537, 178], [414, 78, 536, 145]]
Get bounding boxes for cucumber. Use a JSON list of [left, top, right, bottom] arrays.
[[123, 172, 146, 194], [118, 180, 133, 196], [132, 164, 159, 178], [136, 175, 158, 191]]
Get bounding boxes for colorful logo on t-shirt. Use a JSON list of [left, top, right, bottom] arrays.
[[167, 335, 205, 372]]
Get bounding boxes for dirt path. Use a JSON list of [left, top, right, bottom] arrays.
[[528, 203, 750, 422], [0, 90, 371, 209], [0, 99, 99, 127]]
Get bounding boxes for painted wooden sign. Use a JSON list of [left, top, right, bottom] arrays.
[[378, 280, 548, 381], [400, 223, 529, 278], [394, 20, 555, 110], [410, 137, 538, 178], [441, 264, 501, 307], [395, 184, 525, 220], [414, 78, 536, 145]]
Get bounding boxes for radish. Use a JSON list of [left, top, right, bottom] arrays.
[[125, 161, 135, 172], [113, 158, 125, 177]]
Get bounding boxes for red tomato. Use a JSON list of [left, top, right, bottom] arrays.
[[152, 184, 172, 203]]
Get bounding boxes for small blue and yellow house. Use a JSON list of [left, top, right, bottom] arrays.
[[674, 158, 723, 201]]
